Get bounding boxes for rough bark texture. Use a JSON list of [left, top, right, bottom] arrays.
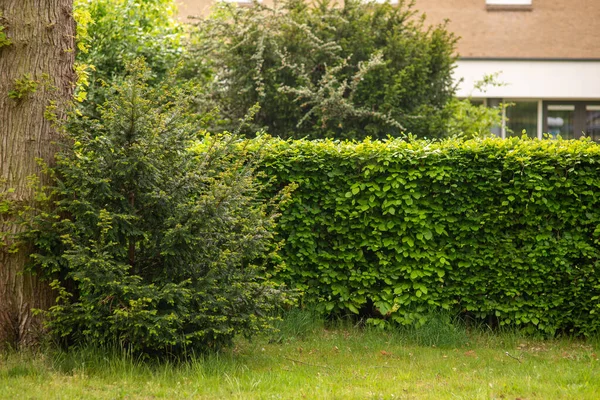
[[0, 0, 75, 348]]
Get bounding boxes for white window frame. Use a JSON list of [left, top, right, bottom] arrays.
[[486, 0, 532, 5]]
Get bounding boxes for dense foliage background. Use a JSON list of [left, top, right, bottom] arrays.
[[74, 0, 187, 110], [191, 0, 458, 139], [256, 137, 600, 336], [73, 0, 500, 140]]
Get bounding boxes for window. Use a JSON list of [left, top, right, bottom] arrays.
[[486, 100, 600, 140], [505, 101, 538, 138], [486, 0, 532, 10], [486, 0, 532, 5], [546, 105, 575, 139], [586, 105, 600, 141], [542, 102, 600, 140]]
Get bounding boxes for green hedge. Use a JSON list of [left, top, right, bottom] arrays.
[[257, 136, 600, 335]]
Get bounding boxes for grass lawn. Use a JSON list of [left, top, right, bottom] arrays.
[[1, 314, 599, 399]]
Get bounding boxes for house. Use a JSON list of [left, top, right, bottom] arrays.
[[176, 0, 600, 139], [413, 0, 600, 139]]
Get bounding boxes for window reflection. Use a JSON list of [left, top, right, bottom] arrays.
[[586, 105, 600, 142], [547, 105, 574, 139], [506, 101, 537, 138]]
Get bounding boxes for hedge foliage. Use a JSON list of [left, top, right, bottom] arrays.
[[257, 137, 600, 335]]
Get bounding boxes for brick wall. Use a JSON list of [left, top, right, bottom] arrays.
[[175, 0, 213, 20], [413, 0, 600, 59], [176, 0, 600, 59]]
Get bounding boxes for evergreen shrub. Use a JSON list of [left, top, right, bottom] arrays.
[[25, 61, 290, 356], [256, 136, 600, 335]]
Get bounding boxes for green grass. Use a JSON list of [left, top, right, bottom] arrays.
[[1, 314, 599, 399]]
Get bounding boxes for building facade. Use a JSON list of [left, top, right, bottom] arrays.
[[177, 0, 600, 139], [414, 0, 600, 139]]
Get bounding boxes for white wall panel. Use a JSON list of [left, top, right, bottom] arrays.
[[454, 60, 600, 100]]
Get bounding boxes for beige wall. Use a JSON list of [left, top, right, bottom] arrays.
[[176, 0, 274, 20], [413, 0, 600, 59], [176, 0, 600, 59], [175, 0, 213, 20]]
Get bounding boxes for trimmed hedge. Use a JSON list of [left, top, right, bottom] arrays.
[[257, 136, 600, 335]]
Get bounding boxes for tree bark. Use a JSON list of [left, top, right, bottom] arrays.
[[0, 0, 75, 349]]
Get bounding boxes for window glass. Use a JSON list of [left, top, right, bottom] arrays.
[[586, 105, 600, 142], [506, 101, 537, 138], [547, 105, 574, 139]]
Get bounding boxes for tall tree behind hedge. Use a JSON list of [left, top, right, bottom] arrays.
[[191, 0, 457, 139], [74, 0, 186, 112], [0, 0, 76, 349]]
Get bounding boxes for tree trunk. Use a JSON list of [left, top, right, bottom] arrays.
[[0, 0, 75, 349]]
